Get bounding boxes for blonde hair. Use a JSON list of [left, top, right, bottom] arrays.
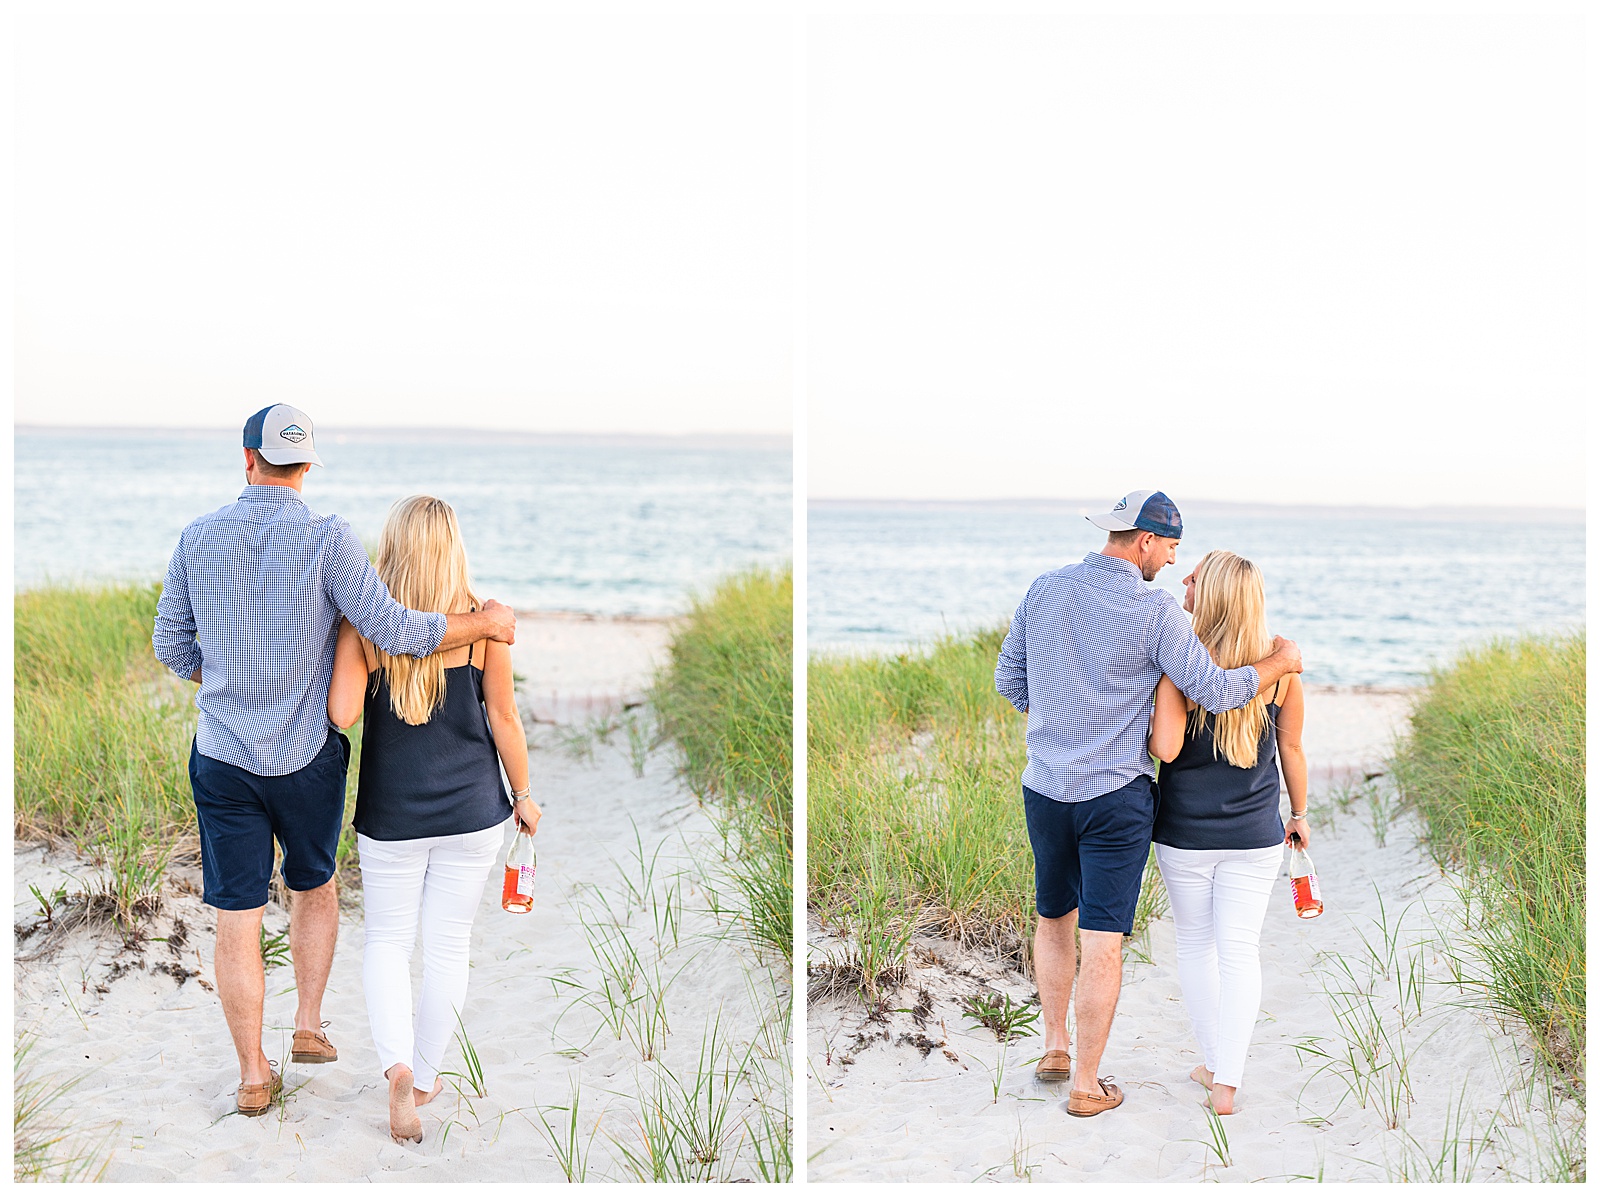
[[1187, 550, 1275, 768], [370, 495, 479, 725]]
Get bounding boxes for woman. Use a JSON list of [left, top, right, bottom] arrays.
[[1147, 550, 1308, 1116], [328, 495, 540, 1144]]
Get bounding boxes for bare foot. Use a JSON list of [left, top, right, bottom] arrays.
[[386, 1065, 423, 1144], [413, 1078, 444, 1108], [1189, 1065, 1215, 1089], [1210, 1083, 1239, 1115]]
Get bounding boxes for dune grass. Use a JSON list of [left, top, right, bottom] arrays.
[[14, 583, 366, 919], [808, 626, 1167, 989], [1389, 633, 1585, 1099], [650, 567, 793, 964]]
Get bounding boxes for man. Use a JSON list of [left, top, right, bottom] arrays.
[[994, 489, 1302, 1117], [152, 405, 518, 1117]]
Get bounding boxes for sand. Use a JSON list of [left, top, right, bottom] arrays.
[[14, 614, 788, 1182], [805, 689, 1583, 1183]]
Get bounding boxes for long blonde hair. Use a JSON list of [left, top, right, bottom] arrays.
[[371, 495, 479, 725], [1187, 550, 1275, 768]]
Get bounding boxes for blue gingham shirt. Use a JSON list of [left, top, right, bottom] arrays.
[[152, 485, 448, 777], [995, 553, 1260, 804]]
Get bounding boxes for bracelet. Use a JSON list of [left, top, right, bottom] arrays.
[[1290, 810, 1307, 819], [511, 787, 532, 801]]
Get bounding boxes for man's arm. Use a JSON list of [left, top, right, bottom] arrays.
[[325, 524, 515, 657], [436, 603, 516, 652], [994, 593, 1030, 713], [152, 538, 203, 682], [1149, 601, 1302, 712]]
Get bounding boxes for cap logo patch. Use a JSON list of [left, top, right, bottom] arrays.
[[279, 424, 307, 443], [1113, 496, 1128, 511]]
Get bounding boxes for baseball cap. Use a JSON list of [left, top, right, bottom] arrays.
[[1086, 489, 1183, 539], [243, 404, 325, 467]]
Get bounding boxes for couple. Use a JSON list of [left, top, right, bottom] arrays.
[[152, 405, 540, 1143], [996, 488, 1308, 1118]]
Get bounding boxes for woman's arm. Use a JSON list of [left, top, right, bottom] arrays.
[[1276, 673, 1310, 846], [327, 618, 371, 730], [481, 639, 539, 834], [1148, 674, 1188, 763]]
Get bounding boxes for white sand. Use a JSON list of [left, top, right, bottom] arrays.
[[15, 616, 788, 1182], [806, 689, 1582, 1183], [509, 610, 677, 726]]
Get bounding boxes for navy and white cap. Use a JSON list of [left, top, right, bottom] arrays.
[[1087, 489, 1183, 539], [243, 404, 324, 467]]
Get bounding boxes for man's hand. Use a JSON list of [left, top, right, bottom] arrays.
[[480, 598, 517, 645], [1269, 635, 1303, 675]]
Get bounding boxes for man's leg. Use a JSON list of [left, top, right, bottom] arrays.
[[214, 906, 274, 1085], [1033, 911, 1079, 1054], [289, 879, 340, 1031], [1068, 930, 1124, 1094]]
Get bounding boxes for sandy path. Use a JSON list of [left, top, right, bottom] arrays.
[[805, 690, 1581, 1183], [14, 617, 788, 1182]]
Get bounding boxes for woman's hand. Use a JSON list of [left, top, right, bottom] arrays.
[[1284, 816, 1311, 849], [514, 795, 542, 836]]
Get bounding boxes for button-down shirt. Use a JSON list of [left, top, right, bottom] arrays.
[[995, 552, 1260, 804], [153, 485, 448, 777]]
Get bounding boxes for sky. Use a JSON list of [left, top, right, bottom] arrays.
[[14, 10, 794, 436], [807, 14, 1587, 507]]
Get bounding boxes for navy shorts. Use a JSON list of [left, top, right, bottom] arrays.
[[1023, 775, 1157, 934], [190, 730, 350, 911]]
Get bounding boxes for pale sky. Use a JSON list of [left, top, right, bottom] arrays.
[[15, 9, 793, 435], [807, 14, 1587, 507]]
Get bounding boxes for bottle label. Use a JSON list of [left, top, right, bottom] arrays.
[[1306, 873, 1320, 902], [517, 863, 535, 897]]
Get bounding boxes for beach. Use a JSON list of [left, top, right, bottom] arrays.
[[805, 687, 1582, 1183], [13, 613, 789, 1182]]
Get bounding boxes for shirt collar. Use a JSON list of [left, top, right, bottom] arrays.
[[1084, 551, 1140, 578], [239, 484, 306, 504]]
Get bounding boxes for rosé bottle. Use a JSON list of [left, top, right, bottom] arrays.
[[501, 825, 536, 914], [1288, 839, 1323, 919]]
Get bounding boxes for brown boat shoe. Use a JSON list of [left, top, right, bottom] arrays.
[[237, 1067, 283, 1117], [291, 1026, 338, 1064], [1034, 1049, 1072, 1082], [1066, 1077, 1124, 1117]]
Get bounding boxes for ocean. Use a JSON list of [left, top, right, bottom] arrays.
[[15, 428, 792, 617], [808, 500, 1585, 688]]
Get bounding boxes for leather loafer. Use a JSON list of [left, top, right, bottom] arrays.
[[237, 1068, 283, 1117], [1034, 1049, 1072, 1082], [292, 1028, 338, 1064], [1067, 1077, 1124, 1117]]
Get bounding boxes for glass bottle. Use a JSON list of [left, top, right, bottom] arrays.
[[501, 824, 536, 914], [1288, 837, 1323, 919]]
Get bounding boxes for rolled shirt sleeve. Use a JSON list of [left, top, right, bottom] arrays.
[[995, 589, 1031, 713], [152, 537, 203, 680], [1147, 597, 1259, 712], [324, 523, 448, 658]]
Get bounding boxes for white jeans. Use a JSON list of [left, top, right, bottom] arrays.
[[358, 824, 504, 1090], [1152, 842, 1284, 1089]]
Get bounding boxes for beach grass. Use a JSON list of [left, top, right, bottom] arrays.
[[809, 626, 1168, 990], [14, 583, 365, 913], [808, 628, 1033, 977], [15, 584, 195, 849], [1389, 632, 1585, 1098], [651, 567, 793, 963]]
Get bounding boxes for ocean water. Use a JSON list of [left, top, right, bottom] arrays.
[[16, 428, 791, 616], [809, 501, 1585, 688]]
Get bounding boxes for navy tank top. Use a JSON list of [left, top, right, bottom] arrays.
[[352, 645, 512, 842], [1152, 700, 1286, 851]]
